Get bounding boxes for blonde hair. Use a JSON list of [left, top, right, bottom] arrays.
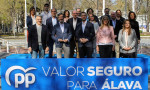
[[122, 19, 132, 35], [100, 16, 110, 29]]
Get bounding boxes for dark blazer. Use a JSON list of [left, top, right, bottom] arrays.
[[110, 19, 123, 42], [130, 20, 140, 40], [46, 17, 59, 35], [119, 17, 125, 25], [51, 22, 72, 48], [76, 21, 95, 47], [27, 16, 33, 30], [67, 17, 82, 38], [28, 24, 49, 51]]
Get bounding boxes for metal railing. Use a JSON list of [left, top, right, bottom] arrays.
[[138, 43, 150, 54], [0, 38, 26, 53]]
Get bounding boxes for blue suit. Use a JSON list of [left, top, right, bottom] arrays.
[[52, 22, 72, 48]]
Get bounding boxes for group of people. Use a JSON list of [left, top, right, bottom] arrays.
[[27, 4, 140, 59]]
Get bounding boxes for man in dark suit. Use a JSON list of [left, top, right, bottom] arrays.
[[110, 12, 123, 58], [76, 12, 95, 58], [67, 10, 82, 58], [52, 13, 72, 58], [46, 8, 58, 58], [28, 16, 49, 59], [100, 8, 111, 25]]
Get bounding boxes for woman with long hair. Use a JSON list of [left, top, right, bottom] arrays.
[[118, 20, 137, 58], [89, 14, 99, 58], [128, 11, 140, 57], [63, 10, 70, 22], [96, 16, 115, 58], [87, 8, 100, 25], [27, 6, 36, 29], [27, 6, 36, 41]]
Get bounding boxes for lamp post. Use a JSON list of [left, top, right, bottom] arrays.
[[34, 0, 36, 12], [51, 0, 53, 9], [132, 0, 135, 12], [102, 0, 105, 15], [24, 0, 28, 48], [125, 0, 127, 19], [96, 0, 99, 16]]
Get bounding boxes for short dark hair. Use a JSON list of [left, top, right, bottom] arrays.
[[87, 8, 94, 14], [44, 3, 49, 7], [81, 12, 87, 16], [58, 13, 64, 17], [128, 11, 136, 20], [105, 8, 110, 11]]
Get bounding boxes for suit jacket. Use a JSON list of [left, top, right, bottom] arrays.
[[110, 19, 123, 42], [28, 24, 49, 51], [118, 29, 137, 53], [130, 20, 140, 40], [27, 16, 33, 30], [46, 17, 59, 40], [67, 17, 82, 38], [51, 22, 72, 48], [76, 21, 95, 47]]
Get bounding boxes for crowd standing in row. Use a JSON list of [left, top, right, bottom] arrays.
[[27, 4, 140, 59]]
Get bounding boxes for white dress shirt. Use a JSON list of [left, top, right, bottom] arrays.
[[59, 22, 64, 33], [82, 20, 87, 33], [31, 15, 36, 25], [52, 17, 57, 26], [73, 18, 77, 30], [125, 31, 128, 48]]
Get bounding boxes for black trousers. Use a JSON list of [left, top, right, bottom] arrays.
[[120, 52, 136, 58], [49, 39, 54, 58], [98, 45, 113, 58], [69, 40, 76, 58], [79, 45, 93, 58]]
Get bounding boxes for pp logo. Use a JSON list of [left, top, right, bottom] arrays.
[[5, 66, 36, 88]]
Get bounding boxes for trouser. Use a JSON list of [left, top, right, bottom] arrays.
[[32, 45, 45, 59], [120, 52, 136, 58], [69, 40, 80, 58], [56, 44, 70, 58], [115, 41, 120, 58], [98, 45, 113, 58], [135, 40, 138, 58], [48, 40, 54, 58], [79, 46, 93, 58], [92, 37, 97, 58]]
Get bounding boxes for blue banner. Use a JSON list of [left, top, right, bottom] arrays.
[[1, 58, 148, 90]]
